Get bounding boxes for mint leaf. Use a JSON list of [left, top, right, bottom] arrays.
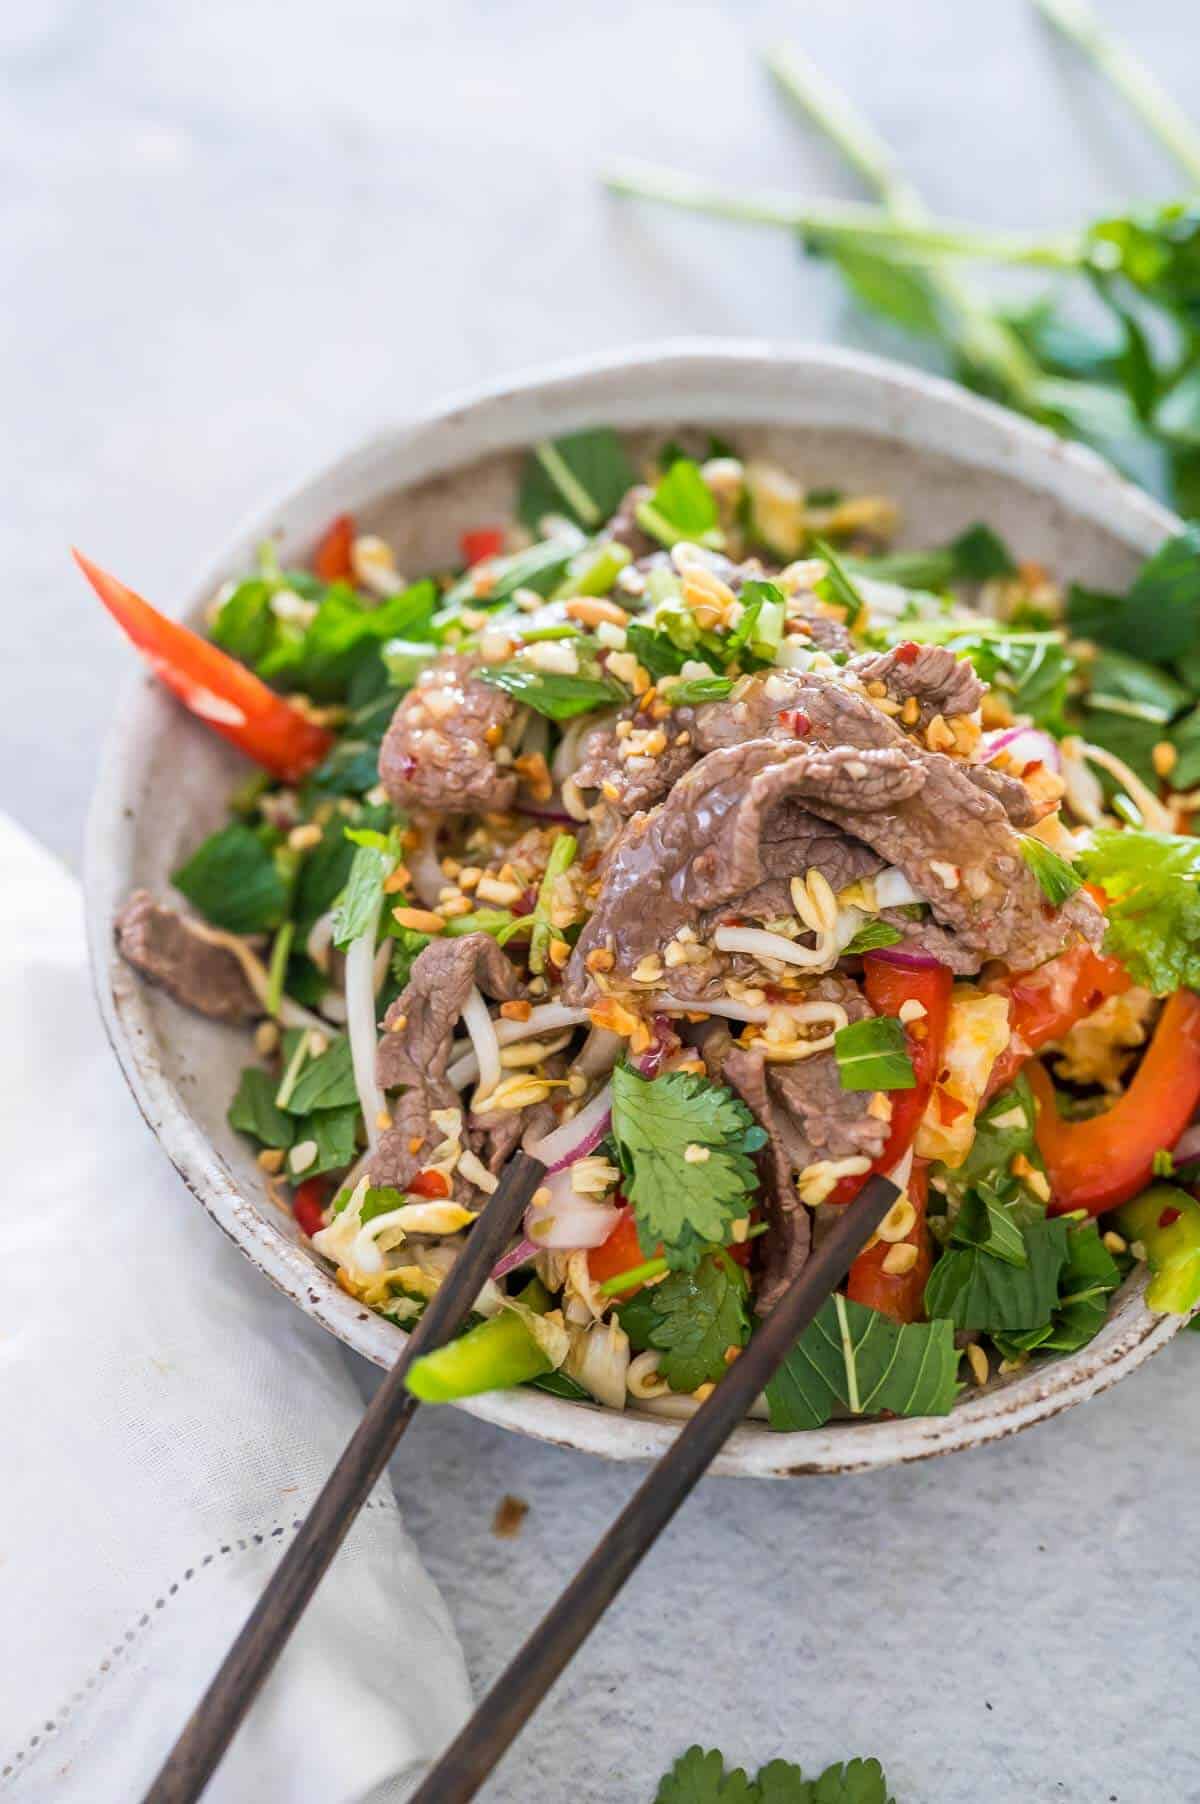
[[609, 1067, 765, 1272], [518, 427, 634, 531], [332, 831, 398, 949], [1018, 835, 1082, 907], [834, 1016, 915, 1092], [172, 823, 291, 935], [635, 459, 721, 548], [1066, 526, 1200, 664], [765, 1295, 961, 1430], [923, 1215, 1069, 1333], [228, 1067, 295, 1149], [811, 537, 865, 627], [840, 920, 903, 956], [479, 662, 625, 720], [282, 1034, 358, 1113], [948, 522, 1017, 582]]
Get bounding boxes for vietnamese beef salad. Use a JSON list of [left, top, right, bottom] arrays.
[[82, 428, 1200, 1428]]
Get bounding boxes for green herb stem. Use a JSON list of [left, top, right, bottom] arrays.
[[265, 921, 293, 1019], [1033, 0, 1200, 186], [603, 160, 1081, 270]]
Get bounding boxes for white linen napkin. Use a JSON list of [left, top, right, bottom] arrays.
[[0, 816, 472, 1801]]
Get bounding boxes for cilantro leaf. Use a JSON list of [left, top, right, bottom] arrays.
[[1018, 835, 1082, 907], [228, 1067, 295, 1149], [172, 822, 292, 935], [478, 662, 626, 720], [1077, 827, 1200, 995], [765, 1295, 961, 1430], [655, 1747, 758, 1804], [923, 1214, 1069, 1333], [617, 1256, 751, 1391], [834, 1016, 915, 1092], [609, 1067, 765, 1272], [518, 427, 634, 531]]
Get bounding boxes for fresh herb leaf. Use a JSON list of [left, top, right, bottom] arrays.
[[949, 1074, 1043, 1199], [292, 817, 360, 937], [923, 1215, 1069, 1333], [439, 535, 582, 616], [947, 522, 1017, 581], [840, 920, 903, 956], [654, 1748, 894, 1804], [820, 240, 943, 336], [993, 1221, 1121, 1359], [654, 1747, 758, 1804], [1078, 827, 1200, 995], [617, 1255, 751, 1391], [609, 1066, 765, 1272], [726, 578, 788, 665], [1067, 527, 1200, 664], [811, 537, 865, 626], [478, 661, 626, 719], [172, 823, 291, 935], [390, 925, 433, 988], [950, 1186, 1030, 1268], [625, 620, 689, 678], [662, 675, 736, 706], [228, 1067, 295, 1149], [1170, 705, 1200, 789], [834, 1016, 915, 1092], [765, 1294, 961, 1430], [282, 1034, 358, 1113], [635, 459, 722, 548], [332, 829, 398, 950], [287, 1103, 360, 1178], [332, 1182, 403, 1224], [518, 428, 634, 531], [1084, 647, 1190, 725], [1018, 835, 1082, 907]]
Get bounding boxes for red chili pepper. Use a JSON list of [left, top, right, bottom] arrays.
[[893, 641, 921, 665], [1159, 1206, 1183, 1229], [778, 708, 811, 737], [1029, 990, 1200, 1215], [313, 513, 355, 583], [408, 1168, 452, 1199], [846, 1159, 932, 1324], [74, 551, 334, 782], [292, 1178, 329, 1238], [460, 526, 507, 567]]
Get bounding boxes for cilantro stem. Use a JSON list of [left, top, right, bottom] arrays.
[[764, 43, 1044, 405], [274, 1025, 312, 1110], [266, 921, 293, 1020], [1033, 0, 1200, 186], [597, 1225, 769, 1296], [834, 1291, 861, 1415], [603, 161, 1082, 269]]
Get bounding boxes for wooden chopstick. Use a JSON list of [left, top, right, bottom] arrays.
[[142, 1149, 546, 1804], [409, 1172, 900, 1804]]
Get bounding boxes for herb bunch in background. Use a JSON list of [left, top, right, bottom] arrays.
[[606, 0, 1200, 516]]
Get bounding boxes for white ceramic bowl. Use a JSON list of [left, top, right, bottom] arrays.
[[85, 341, 1186, 1476]]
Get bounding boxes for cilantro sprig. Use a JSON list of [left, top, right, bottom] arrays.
[[609, 1067, 766, 1272], [655, 1746, 895, 1803], [617, 1254, 752, 1391], [1078, 826, 1200, 994]]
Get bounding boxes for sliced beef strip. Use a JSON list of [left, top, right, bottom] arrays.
[[115, 891, 259, 1023], [564, 740, 885, 1002], [377, 932, 525, 1092], [962, 761, 1040, 828], [379, 653, 518, 816], [771, 741, 1104, 970], [367, 1079, 469, 1195], [572, 707, 697, 821], [849, 643, 984, 727], [723, 975, 886, 1313]]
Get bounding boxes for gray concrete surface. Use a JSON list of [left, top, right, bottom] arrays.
[[5, 2, 1199, 1798]]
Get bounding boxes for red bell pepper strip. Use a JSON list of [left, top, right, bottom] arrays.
[[829, 954, 954, 1209], [586, 1203, 752, 1299], [292, 1178, 329, 1238], [846, 1158, 932, 1323], [407, 1167, 452, 1199], [313, 513, 355, 583], [74, 550, 333, 783], [460, 526, 507, 567], [984, 932, 1131, 1101], [1029, 988, 1200, 1215]]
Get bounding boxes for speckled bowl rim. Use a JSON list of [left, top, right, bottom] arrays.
[[85, 339, 1186, 1477]]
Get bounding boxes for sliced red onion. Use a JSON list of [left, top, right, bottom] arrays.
[[1170, 1122, 1200, 1165], [980, 725, 1062, 774], [525, 1080, 613, 1173], [524, 1166, 621, 1249], [865, 946, 945, 973], [491, 1236, 540, 1281]]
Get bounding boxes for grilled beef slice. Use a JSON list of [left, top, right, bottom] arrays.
[[115, 891, 259, 1022], [379, 654, 518, 815], [848, 643, 984, 727]]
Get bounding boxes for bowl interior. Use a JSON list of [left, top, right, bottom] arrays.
[[86, 343, 1183, 1475]]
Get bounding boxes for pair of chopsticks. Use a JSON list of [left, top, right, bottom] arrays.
[[144, 1156, 899, 1803]]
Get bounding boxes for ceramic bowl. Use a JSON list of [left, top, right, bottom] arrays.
[[85, 340, 1186, 1476]]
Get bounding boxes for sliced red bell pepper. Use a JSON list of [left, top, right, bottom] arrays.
[[587, 1206, 647, 1295], [984, 925, 1131, 1101], [829, 954, 954, 1209], [846, 1158, 932, 1323], [460, 526, 507, 567], [75, 550, 333, 782], [407, 1167, 452, 1199], [314, 513, 355, 583], [1029, 988, 1200, 1215]]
